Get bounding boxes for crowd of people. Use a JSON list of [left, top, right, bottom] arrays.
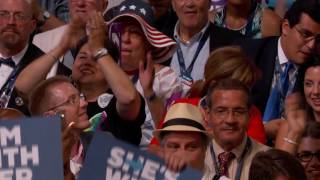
[[0, 0, 319, 179]]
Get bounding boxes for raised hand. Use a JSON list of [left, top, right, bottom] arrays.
[[139, 52, 155, 97], [285, 92, 307, 136], [60, 15, 86, 50], [87, 11, 107, 52]]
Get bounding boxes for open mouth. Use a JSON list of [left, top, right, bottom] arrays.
[[80, 66, 94, 74], [311, 98, 320, 105]]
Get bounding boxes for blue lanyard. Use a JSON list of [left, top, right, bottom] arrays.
[[209, 137, 252, 180], [0, 66, 19, 95], [176, 26, 210, 79]]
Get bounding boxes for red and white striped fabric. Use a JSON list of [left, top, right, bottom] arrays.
[[107, 13, 177, 63]]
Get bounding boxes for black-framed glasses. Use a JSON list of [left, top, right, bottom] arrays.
[[48, 93, 86, 111], [297, 151, 320, 162], [294, 26, 320, 43]]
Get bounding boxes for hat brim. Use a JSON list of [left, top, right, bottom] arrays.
[[153, 125, 211, 141], [107, 13, 177, 63]]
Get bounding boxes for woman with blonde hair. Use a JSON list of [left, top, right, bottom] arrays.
[[187, 46, 259, 98]]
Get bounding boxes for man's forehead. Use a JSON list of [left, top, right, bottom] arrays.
[[210, 89, 248, 107], [295, 13, 320, 31], [49, 82, 78, 99], [0, 0, 31, 10], [164, 131, 204, 141]]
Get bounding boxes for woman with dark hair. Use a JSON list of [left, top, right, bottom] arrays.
[[16, 0, 182, 148], [276, 56, 320, 154], [212, 0, 281, 38], [249, 149, 307, 180], [297, 121, 320, 180]]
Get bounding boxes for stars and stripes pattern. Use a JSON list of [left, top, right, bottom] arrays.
[[108, 2, 177, 63]]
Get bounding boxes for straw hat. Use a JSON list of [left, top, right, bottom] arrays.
[[153, 102, 210, 140]]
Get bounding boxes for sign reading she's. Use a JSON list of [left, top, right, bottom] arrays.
[[79, 132, 203, 180], [0, 116, 63, 180]]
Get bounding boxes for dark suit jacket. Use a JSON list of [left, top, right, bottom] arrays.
[[235, 36, 303, 114], [7, 44, 71, 116], [162, 22, 243, 66], [7, 44, 44, 115]]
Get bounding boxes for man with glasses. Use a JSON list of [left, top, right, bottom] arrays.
[[204, 79, 269, 180], [0, 0, 43, 115], [236, 0, 320, 140], [28, 76, 89, 180], [297, 121, 320, 180]]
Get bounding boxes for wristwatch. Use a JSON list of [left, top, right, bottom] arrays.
[[93, 48, 109, 61], [43, 10, 51, 21], [37, 10, 51, 27], [145, 91, 157, 102]]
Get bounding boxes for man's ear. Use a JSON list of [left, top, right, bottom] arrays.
[[281, 19, 291, 37]]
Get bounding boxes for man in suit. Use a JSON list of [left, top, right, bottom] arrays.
[[237, 0, 320, 138], [204, 79, 269, 180], [0, 0, 43, 115], [169, 0, 242, 95]]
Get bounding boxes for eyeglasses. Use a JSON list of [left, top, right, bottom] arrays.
[[294, 27, 320, 43], [211, 107, 248, 119], [48, 93, 86, 111], [297, 151, 320, 162], [0, 11, 31, 22]]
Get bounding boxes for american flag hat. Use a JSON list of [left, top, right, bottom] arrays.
[[107, 0, 177, 63]]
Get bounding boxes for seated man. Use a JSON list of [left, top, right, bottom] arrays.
[[0, 0, 43, 115], [153, 102, 210, 173], [28, 74, 145, 176], [28, 76, 89, 180], [204, 79, 269, 180], [236, 0, 320, 138]]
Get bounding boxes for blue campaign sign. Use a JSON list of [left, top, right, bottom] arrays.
[[0, 116, 63, 180], [79, 131, 203, 180]]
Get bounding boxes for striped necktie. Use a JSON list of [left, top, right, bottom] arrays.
[[263, 62, 294, 122]]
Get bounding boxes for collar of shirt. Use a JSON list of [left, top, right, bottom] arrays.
[[277, 37, 298, 71], [174, 21, 210, 46], [211, 136, 248, 161], [0, 44, 29, 66]]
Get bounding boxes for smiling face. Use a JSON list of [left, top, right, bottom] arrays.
[[47, 82, 90, 131], [72, 43, 106, 87], [297, 137, 320, 180], [119, 18, 149, 71], [0, 0, 36, 52], [281, 13, 320, 65], [172, 0, 209, 33], [206, 89, 249, 150], [304, 66, 320, 113]]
